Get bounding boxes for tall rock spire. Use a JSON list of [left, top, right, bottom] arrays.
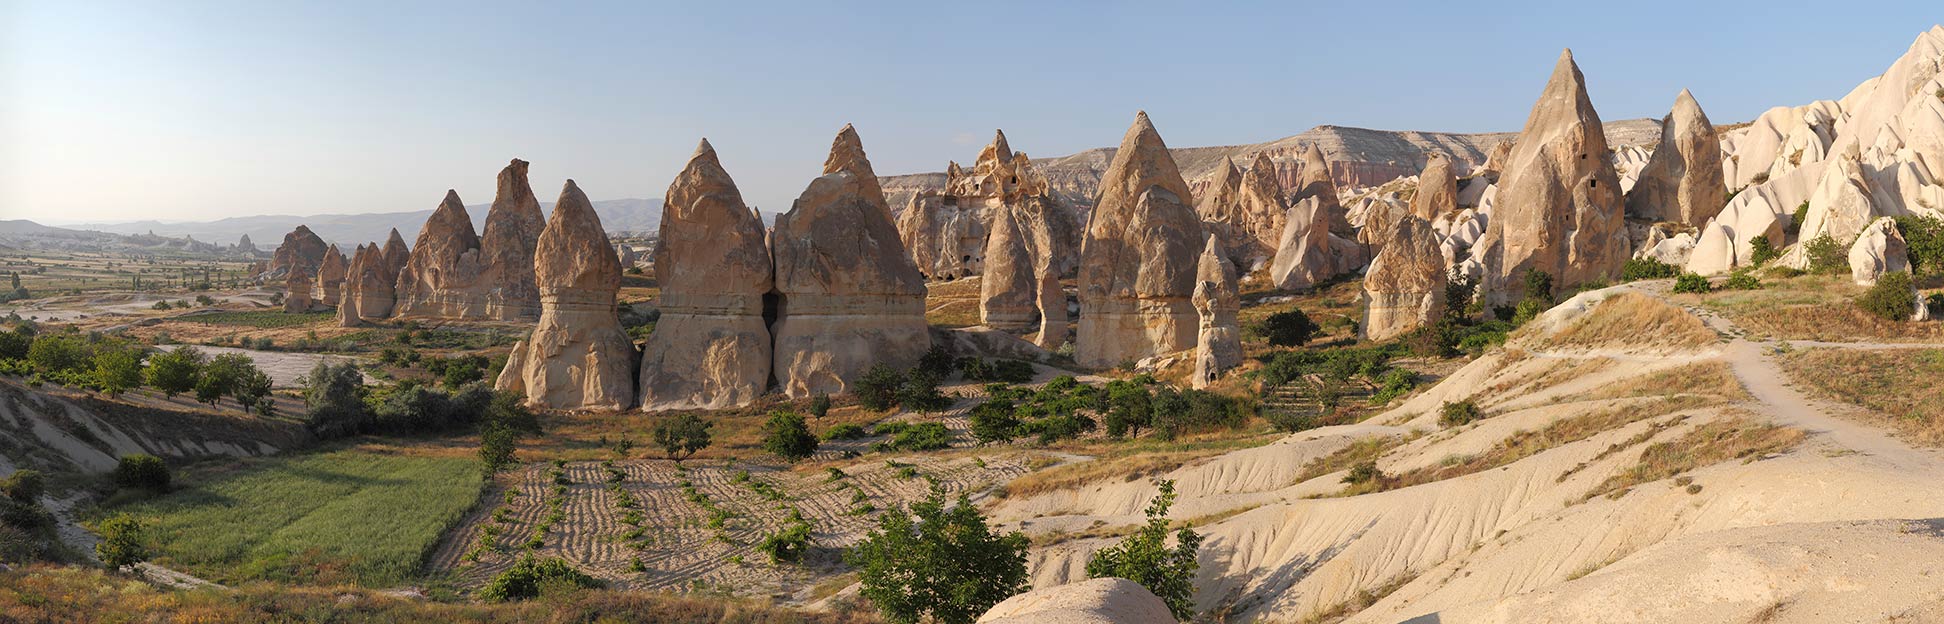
[[393, 190, 484, 318], [1191, 235, 1240, 388], [495, 180, 637, 411], [479, 158, 546, 320], [1625, 89, 1726, 227], [1074, 112, 1206, 368]]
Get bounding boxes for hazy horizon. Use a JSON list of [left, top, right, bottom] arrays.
[[5, 1, 1940, 224]]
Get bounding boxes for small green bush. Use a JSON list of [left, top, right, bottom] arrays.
[[761, 411, 819, 462], [1, 470, 44, 502], [1439, 400, 1481, 427], [1342, 461, 1385, 485], [479, 556, 603, 601], [1723, 270, 1762, 290], [1747, 236, 1781, 266], [1671, 273, 1712, 294], [820, 423, 869, 441], [1856, 271, 1917, 322], [111, 455, 170, 492], [94, 513, 148, 568], [1621, 258, 1679, 282], [1804, 234, 1848, 274], [1252, 309, 1321, 347]]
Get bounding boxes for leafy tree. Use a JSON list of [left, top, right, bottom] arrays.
[[1148, 386, 1190, 441], [809, 393, 832, 418], [652, 413, 713, 462], [95, 513, 148, 569], [1, 469, 44, 502], [111, 454, 170, 491], [1747, 235, 1781, 266], [479, 425, 518, 474], [895, 369, 951, 412], [1857, 271, 1918, 322], [0, 329, 29, 360], [92, 346, 144, 395], [1523, 269, 1555, 303], [1085, 480, 1202, 620], [478, 390, 540, 474], [233, 368, 275, 416], [761, 410, 818, 462], [847, 491, 1029, 624], [1804, 234, 1848, 274], [146, 346, 204, 399], [26, 333, 89, 374], [1103, 380, 1152, 439], [968, 399, 1020, 445], [194, 353, 257, 406], [1252, 309, 1321, 347], [303, 361, 368, 438], [1897, 215, 1944, 275], [853, 364, 904, 411]]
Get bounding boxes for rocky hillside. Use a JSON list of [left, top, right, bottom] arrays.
[[882, 120, 1662, 213]]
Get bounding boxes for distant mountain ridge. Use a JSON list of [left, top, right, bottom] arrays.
[[68, 198, 662, 251]]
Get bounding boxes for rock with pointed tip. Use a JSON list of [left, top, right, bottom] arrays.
[[770, 129, 930, 398], [1271, 197, 1338, 291], [338, 243, 396, 326], [381, 229, 411, 278], [1293, 144, 1353, 238], [981, 192, 1071, 349], [1199, 152, 1289, 271], [393, 190, 485, 318], [1192, 236, 1240, 389], [900, 130, 1077, 281], [284, 264, 315, 313], [316, 245, 347, 305], [1075, 112, 1207, 368], [265, 225, 329, 283], [1363, 216, 1447, 341], [1412, 154, 1459, 221], [1473, 49, 1628, 305], [495, 180, 637, 411], [1627, 90, 1727, 227], [1797, 149, 1879, 248], [479, 159, 546, 320], [638, 140, 774, 411]]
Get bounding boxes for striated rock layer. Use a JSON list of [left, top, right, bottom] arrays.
[[1473, 49, 1629, 305], [638, 140, 774, 411], [769, 126, 931, 397], [496, 181, 637, 411], [1192, 236, 1241, 389], [1075, 112, 1207, 369]]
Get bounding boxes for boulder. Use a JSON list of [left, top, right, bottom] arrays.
[[1192, 236, 1241, 389], [1626, 90, 1727, 227], [316, 245, 347, 305], [1849, 216, 1911, 286], [1363, 215, 1447, 341], [337, 243, 397, 326], [637, 140, 774, 411], [265, 225, 329, 283], [478, 159, 546, 320], [977, 578, 1176, 624], [1473, 49, 1629, 305], [770, 126, 931, 397], [1075, 112, 1206, 368], [392, 190, 485, 318], [1411, 153, 1458, 221], [495, 180, 637, 411]]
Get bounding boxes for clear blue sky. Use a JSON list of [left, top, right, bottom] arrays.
[[4, 1, 1940, 224]]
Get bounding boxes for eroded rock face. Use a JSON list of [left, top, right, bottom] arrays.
[[900, 131, 1080, 282], [1271, 197, 1338, 291], [770, 126, 930, 397], [284, 265, 314, 313], [392, 190, 484, 318], [1850, 216, 1910, 286], [1293, 144, 1354, 238], [1411, 154, 1459, 221], [495, 180, 637, 411], [1473, 49, 1628, 305], [1198, 152, 1289, 271], [381, 229, 411, 278], [1627, 90, 1727, 227], [1798, 149, 1879, 246], [638, 140, 774, 411], [1192, 236, 1241, 389], [981, 193, 1072, 348], [976, 577, 1175, 624], [316, 245, 347, 305], [478, 159, 546, 320], [1075, 112, 1207, 369], [266, 225, 329, 283], [1363, 215, 1447, 341], [338, 243, 397, 326]]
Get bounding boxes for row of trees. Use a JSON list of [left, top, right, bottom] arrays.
[[300, 361, 540, 473], [0, 324, 274, 413]]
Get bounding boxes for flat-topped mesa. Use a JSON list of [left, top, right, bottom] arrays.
[[1362, 215, 1448, 341], [898, 129, 1076, 281], [638, 140, 774, 411], [495, 180, 638, 411], [265, 225, 329, 283], [316, 245, 348, 305], [478, 158, 547, 321], [1199, 152, 1290, 272], [770, 126, 931, 398], [392, 190, 485, 318], [1626, 89, 1726, 227], [1192, 236, 1241, 389], [1075, 112, 1208, 369], [1412, 153, 1459, 221], [338, 243, 397, 326], [1293, 144, 1354, 238], [1473, 49, 1628, 305], [284, 264, 315, 313]]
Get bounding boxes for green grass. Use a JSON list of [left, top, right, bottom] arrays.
[[183, 310, 334, 328], [105, 448, 485, 587]]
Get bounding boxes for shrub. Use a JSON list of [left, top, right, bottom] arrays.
[[1671, 273, 1712, 294], [92, 346, 144, 395], [112, 455, 171, 492], [809, 393, 832, 418], [26, 333, 90, 374], [479, 426, 518, 474], [1343, 460, 1385, 485], [1439, 400, 1481, 427], [761, 411, 819, 462], [1523, 269, 1555, 303], [1103, 380, 1152, 439], [959, 358, 1036, 384], [1444, 272, 1477, 320], [758, 515, 812, 564], [969, 400, 1020, 445], [302, 361, 368, 438], [95, 513, 148, 568], [1511, 298, 1548, 326], [1786, 201, 1808, 235], [1898, 215, 1944, 275], [1084, 480, 1201, 620], [847, 491, 1029, 624], [1856, 271, 1917, 322], [479, 556, 603, 601], [895, 369, 952, 412], [652, 413, 713, 461], [853, 364, 904, 411], [1, 470, 44, 502], [1804, 234, 1848, 274], [876, 422, 952, 452], [821, 423, 869, 441], [1621, 258, 1679, 282], [1723, 270, 1762, 290], [1747, 235, 1781, 266], [1252, 309, 1322, 347]]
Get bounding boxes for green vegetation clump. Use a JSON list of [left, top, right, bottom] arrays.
[[957, 357, 1036, 384], [1804, 234, 1849, 274], [873, 422, 953, 452], [847, 491, 1028, 624], [652, 413, 713, 461], [1084, 480, 1202, 621], [1856, 271, 1918, 322], [94, 513, 148, 568], [1671, 273, 1712, 294], [1898, 215, 1944, 275], [761, 411, 819, 462], [1747, 235, 1781, 266], [757, 511, 813, 564], [1251, 309, 1321, 347], [820, 423, 869, 441], [1621, 258, 1679, 282], [479, 556, 604, 602], [1439, 400, 1481, 428], [112, 455, 171, 492], [1722, 270, 1763, 290]]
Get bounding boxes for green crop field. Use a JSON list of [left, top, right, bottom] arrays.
[[182, 310, 334, 328], [108, 448, 485, 587]]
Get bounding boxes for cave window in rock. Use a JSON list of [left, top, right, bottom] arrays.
[[1589, 179, 1597, 188]]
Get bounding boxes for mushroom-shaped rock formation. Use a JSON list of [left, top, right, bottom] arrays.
[[478, 158, 546, 320], [392, 190, 484, 318], [1473, 49, 1628, 305], [1192, 236, 1241, 389], [1411, 154, 1459, 221], [770, 127, 931, 397], [1363, 215, 1447, 341], [1626, 90, 1727, 228], [638, 140, 775, 411], [1075, 112, 1207, 369], [495, 180, 638, 411]]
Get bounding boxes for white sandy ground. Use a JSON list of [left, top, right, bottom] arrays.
[[984, 282, 1944, 623]]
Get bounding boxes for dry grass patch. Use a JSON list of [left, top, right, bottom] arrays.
[[1780, 348, 1944, 446], [998, 433, 1280, 500], [1702, 273, 1944, 342], [1539, 292, 1718, 350], [1584, 360, 1749, 403], [1585, 415, 1805, 500], [1289, 434, 1414, 487]]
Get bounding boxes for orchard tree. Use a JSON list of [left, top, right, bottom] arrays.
[[847, 491, 1029, 624]]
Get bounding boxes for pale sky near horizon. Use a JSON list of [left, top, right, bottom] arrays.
[[3, 1, 1940, 224]]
